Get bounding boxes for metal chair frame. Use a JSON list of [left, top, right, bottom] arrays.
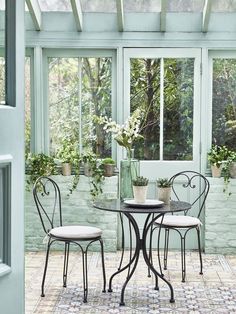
[[33, 176, 106, 303], [150, 171, 210, 282]]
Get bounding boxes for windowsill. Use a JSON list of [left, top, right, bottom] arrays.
[[0, 263, 11, 277]]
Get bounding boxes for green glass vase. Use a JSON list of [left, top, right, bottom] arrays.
[[120, 159, 140, 200]]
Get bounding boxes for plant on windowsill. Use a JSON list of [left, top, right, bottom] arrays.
[[26, 153, 57, 189], [207, 144, 230, 178], [221, 150, 236, 195], [132, 176, 149, 203], [102, 157, 116, 177], [157, 178, 172, 205], [57, 139, 80, 176], [80, 151, 105, 200]]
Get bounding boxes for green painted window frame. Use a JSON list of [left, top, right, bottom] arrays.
[[40, 48, 117, 157]]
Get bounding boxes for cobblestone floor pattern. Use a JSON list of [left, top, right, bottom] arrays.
[[25, 251, 236, 313]]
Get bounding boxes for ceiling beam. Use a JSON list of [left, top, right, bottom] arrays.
[[116, 0, 124, 32], [160, 0, 167, 32], [202, 0, 212, 32], [70, 0, 83, 32], [25, 0, 41, 31]]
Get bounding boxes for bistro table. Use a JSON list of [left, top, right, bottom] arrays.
[[93, 199, 191, 306]]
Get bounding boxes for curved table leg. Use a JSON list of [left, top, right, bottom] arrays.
[[142, 213, 175, 303]]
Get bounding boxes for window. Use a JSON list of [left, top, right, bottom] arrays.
[[130, 57, 194, 161], [211, 56, 236, 150], [47, 53, 113, 157]]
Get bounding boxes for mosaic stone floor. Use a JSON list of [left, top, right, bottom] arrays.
[[25, 250, 236, 313]]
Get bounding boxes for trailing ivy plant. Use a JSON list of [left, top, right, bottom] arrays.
[[26, 153, 57, 189]]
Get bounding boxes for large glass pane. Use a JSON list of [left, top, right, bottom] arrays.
[[124, 0, 161, 13], [25, 57, 31, 157], [81, 0, 116, 12], [0, 168, 3, 262], [167, 0, 204, 12], [212, 0, 236, 12], [82, 57, 112, 157], [163, 58, 194, 160], [130, 58, 161, 160], [48, 58, 79, 155], [48, 56, 112, 157], [212, 58, 236, 150], [38, 0, 72, 11]]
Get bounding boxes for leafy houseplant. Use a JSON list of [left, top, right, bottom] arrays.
[[57, 140, 80, 176], [26, 153, 56, 188], [207, 144, 230, 178], [132, 176, 149, 203], [157, 178, 172, 204], [102, 157, 116, 177]]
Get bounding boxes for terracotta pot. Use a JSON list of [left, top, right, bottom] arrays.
[[61, 163, 71, 176], [229, 162, 236, 178], [103, 164, 115, 177], [133, 185, 148, 203], [158, 187, 171, 204], [83, 162, 93, 177], [211, 164, 222, 178]]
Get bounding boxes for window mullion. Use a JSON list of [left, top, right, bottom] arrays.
[[78, 57, 82, 154], [159, 57, 164, 161]]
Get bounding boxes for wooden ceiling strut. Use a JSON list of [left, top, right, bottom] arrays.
[[70, 0, 83, 32], [116, 0, 124, 32], [160, 0, 167, 32], [202, 0, 212, 33], [25, 0, 42, 31]]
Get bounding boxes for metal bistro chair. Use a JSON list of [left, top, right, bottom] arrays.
[[33, 176, 106, 303], [153, 171, 210, 282]]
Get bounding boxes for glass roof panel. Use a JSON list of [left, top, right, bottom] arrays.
[[124, 0, 161, 13], [81, 0, 116, 13], [212, 0, 236, 12], [167, 0, 204, 12], [0, 0, 4, 10], [38, 0, 72, 11]]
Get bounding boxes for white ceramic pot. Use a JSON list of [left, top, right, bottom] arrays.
[[229, 162, 236, 178], [158, 187, 171, 204], [211, 164, 222, 178], [133, 185, 148, 203], [61, 163, 72, 176]]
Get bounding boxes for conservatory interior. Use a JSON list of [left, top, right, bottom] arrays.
[[1, 0, 236, 313]]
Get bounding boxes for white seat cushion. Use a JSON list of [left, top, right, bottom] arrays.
[[154, 215, 201, 228], [49, 225, 102, 240]]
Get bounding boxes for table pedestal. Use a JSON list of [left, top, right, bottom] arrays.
[[108, 212, 175, 306]]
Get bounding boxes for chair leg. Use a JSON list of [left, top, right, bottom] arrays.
[[163, 228, 169, 271], [41, 239, 51, 297], [196, 227, 203, 275], [180, 236, 186, 283], [99, 239, 106, 293], [148, 225, 154, 278], [82, 251, 88, 303], [63, 242, 70, 287]]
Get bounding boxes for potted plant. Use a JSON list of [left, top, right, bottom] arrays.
[[157, 178, 172, 204], [207, 144, 229, 178], [26, 153, 57, 188], [80, 151, 105, 199], [132, 176, 149, 203], [57, 140, 80, 176], [228, 151, 236, 178], [81, 151, 97, 177], [102, 157, 116, 177]]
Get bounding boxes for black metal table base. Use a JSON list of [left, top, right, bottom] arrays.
[[108, 212, 175, 306]]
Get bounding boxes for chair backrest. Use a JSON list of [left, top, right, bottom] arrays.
[[33, 176, 62, 234], [169, 171, 210, 218]]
